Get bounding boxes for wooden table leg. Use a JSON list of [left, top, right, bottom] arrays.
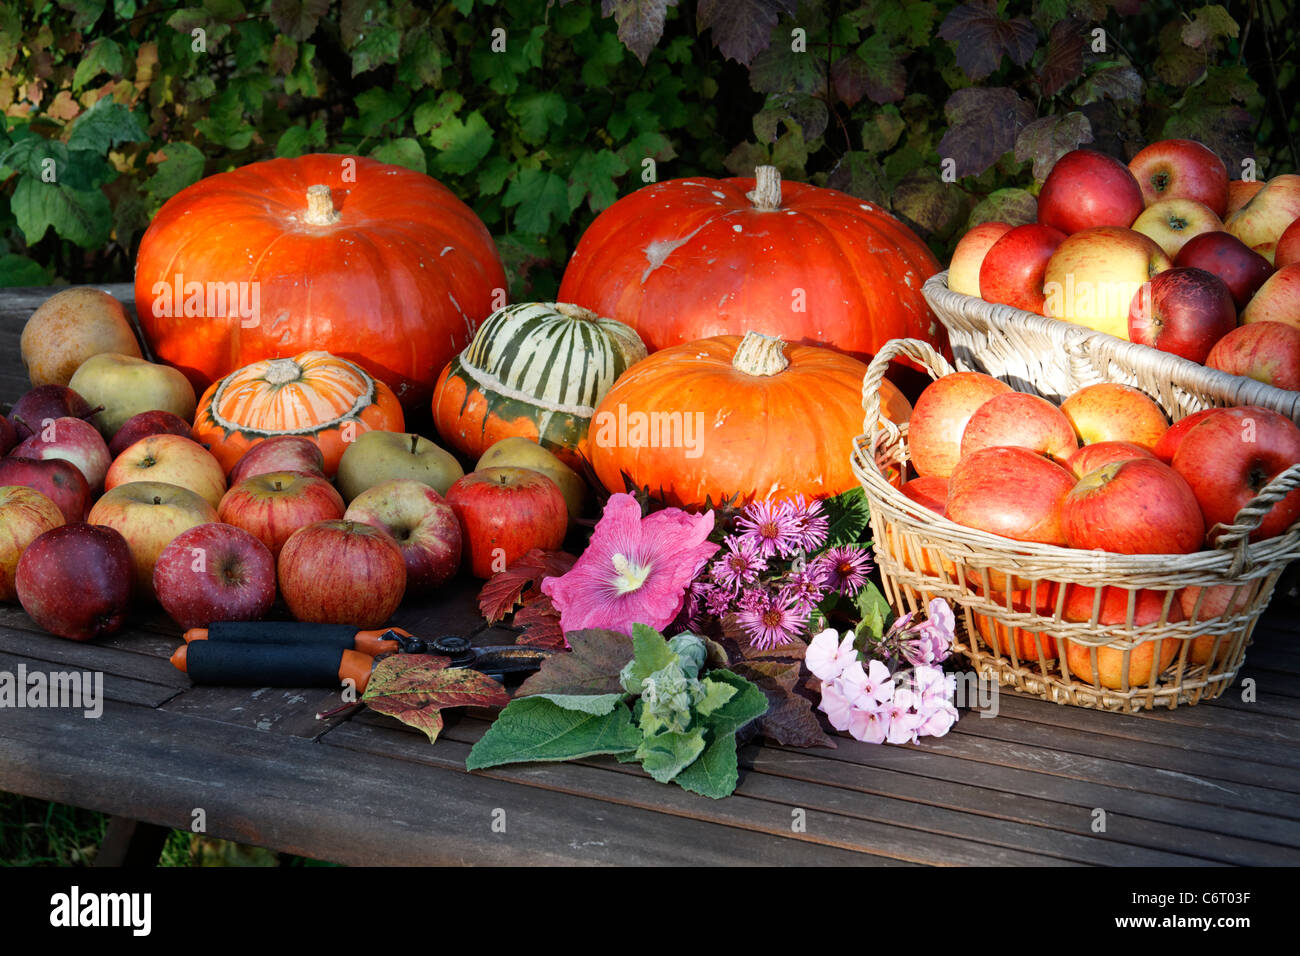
[[94, 816, 171, 867]]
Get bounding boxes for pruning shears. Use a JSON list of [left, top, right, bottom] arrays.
[[170, 621, 553, 693]]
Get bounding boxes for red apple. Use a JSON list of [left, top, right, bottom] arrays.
[[1173, 231, 1274, 310], [1061, 586, 1183, 688], [1127, 266, 1238, 364], [152, 522, 276, 630], [1226, 180, 1264, 217], [106, 434, 227, 509], [1205, 322, 1300, 391], [959, 392, 1078, 463], [948, 221, 1013, 297], [970, 582, 1060, 661], [1152, 408, 1219, 464], [227, 435, 327, 485], [217, 470, 345, 559], [1128, 139, 1229, 217], [1225, 174, 1300, 250], [900, 475, 949, 515], [87, 481, 220, 595], [1275, 217, 1300, 269], [344, 479, 463, 593], [278, 520, 406, 627], [946, 446, 1077, 546], [1043, 226, 1172, 339], [15, 523, 132, 641], [1240, 263, 1300, 330], [9, 385, 100, 441], [1170, 406, 1300, 541], [1059, 383, 1169, 450], [0, 486, 66, 601], [907, 372, 1014, 478], [1180, 582, 1253, 665], [1062, 458, 1205, 554], [109, 410, 196, 459], [0, 417, 16, 457], [0, 457, 91, 523], [1066, 440, 1156, 478], [978, 223, 1067, 313], [13, 416, 112, 491], [1038, 149, 1145, 235], [445, 467, 568, 579]]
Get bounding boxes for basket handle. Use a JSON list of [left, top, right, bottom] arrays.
[[1212, 462, 1300, 575], [862, 338, 956, 454]]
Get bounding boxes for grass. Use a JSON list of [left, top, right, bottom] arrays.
[[0, 792, 337, 866]]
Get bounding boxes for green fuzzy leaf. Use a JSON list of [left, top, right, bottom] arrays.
[[428, 110, 494, 176], [502, 168, 569, 234], [698, 669, 768, 737], [694, 678, 737, 717], [822, 486, 871, 547], [66, 97, 147, 154], [73, 39, 125, 92], [637, 729, 706, 783], [370, 138, 426, 173], [11, 177, 112, 248], [567, 149, 628, 213], [620, 623, 676, 694], [674, 730, 740, 798], [853, 580, 893, 643], [528, 692, 626, 715], [465, 697, 641, 770], [144, 142, 205, 205]]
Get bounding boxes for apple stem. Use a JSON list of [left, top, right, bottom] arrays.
[[273, 480, 282, 491], [152, 496, 162, 505], [409, 434, 419, 455]]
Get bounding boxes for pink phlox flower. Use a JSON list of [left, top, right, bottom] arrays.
[[883, 687, 927, 745], [817, 678, 856, 732], [847, 704, 890, 744], [805, 629, 859, 682]]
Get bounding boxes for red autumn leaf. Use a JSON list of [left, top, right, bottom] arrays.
[[477, 548, 577, 623], [515, 596, 568, 649], [361, 654, 511, 744]]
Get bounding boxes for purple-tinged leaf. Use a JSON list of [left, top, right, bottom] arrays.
[[937, 0, 1037, 81], [697, 0, 798, 66], [937, 87, 1036, 178]]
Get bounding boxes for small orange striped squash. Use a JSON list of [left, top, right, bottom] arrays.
[[192, 351, 404, 476]]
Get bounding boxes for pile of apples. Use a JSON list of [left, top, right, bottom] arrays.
[[892, 370, 1300, 688], [949, 140, 1300, 391], [1, 290, 588, 642]]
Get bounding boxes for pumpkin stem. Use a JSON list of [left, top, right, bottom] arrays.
[[264, 358, 302, 386], [746, 166, 782, 211], [732, 330, 790, 376], [554, 302, 602, 323], [304, 184, 341, 225]]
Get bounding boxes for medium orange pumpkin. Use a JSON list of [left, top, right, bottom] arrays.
[[134, 154, 506, 409], [192, 351, 404, 477], [558, 166, 944, 363], [584, 331, 911, 508]]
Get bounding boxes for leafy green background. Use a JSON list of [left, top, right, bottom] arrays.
[[0, 0, 1296, 293]]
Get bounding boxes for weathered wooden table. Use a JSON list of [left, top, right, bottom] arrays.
[[2, 284, 1299, 867]]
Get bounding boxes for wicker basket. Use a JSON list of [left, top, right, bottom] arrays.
[[922, 271, 1300, 423], [850, 338, 1300, 712]]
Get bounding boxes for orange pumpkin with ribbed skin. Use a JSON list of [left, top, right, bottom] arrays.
[[134, 155, 506, 409], [584, 331, 911, 508], [557, 166, 944, 363], [192, 352, 404, 477]]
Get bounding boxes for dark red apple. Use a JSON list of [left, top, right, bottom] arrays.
[[109, 410, 196, 458], [978, 223, 1067, 314], [1038, 149, 1145, 235], [153, 522, 276, 630], [1205, 321, 1300, 391], [9, 385, 100, 441], [15, 522, 132, 640], [227, 435, 327, 485], [1173, 231, 1274, 310], [344, 479, 463, 593], [1062, 458, 1205, 554], [0, 417, 15, 456], [13, 416, 112, 491], [278, 520, 406, 627], [445, 467, 568, 579], [1127, 267, 1238, 364], [0, 456, 91, 523], [1153, 408, 1218, 464]]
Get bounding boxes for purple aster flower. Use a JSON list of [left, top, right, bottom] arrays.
[[704, 584, 735, 617], [814, 545, 873, 596], [709, 535, 768, 592], [735, 590, 808, 650], [735, 498, 801, 559], [785, 494, 829, 552], [780, 568, 827, 613]]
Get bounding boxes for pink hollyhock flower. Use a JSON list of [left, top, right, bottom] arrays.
[[805, 628, 858, 682], [542, 493, 718, 636]]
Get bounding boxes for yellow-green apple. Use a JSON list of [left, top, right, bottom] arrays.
[[109, 411, 196, 459], [0, 457, 90, 523], [1226, 180, 1264, 217], [106, 434, 227, 509], [1226, 174, 1300, 249], [15, 523, 133, 641], [68, 352, 197, 439], [152, 522, 276, 630], [0, 486, 65, 600], [1127, 267, 1238, 364], [1170, 406, 1300, 542], [1240, 263, 1300, 330], [1173, 230, 1274, 310], [1153, 408, 1218, 464], [1043, 227, 1172, 338], [1276, 218, 1300, 269], [977, 223, 1067, 313], [277, 520, 406, 628], [13, 416, 112, 491], [475, 437, 588, 522], [959, 392, 1078, 463], [87, 481, 219, 595], [906, 372, 1013, 478], [227, 435, 326, 485], [335, 431, 463, 502], [1130, 198, 1223, 258], [217, 471, 345, 559], [1061, 586, 1181, 688], [1066, 440, 1156, 478], [1127, 139, 1229, 217], [970, 582, 1059, 660], [1038, 149, 1145, 234], [8, 385, 100, 441], [344, 479, 463, 593], [946, 446, 1077, 547], [947, 221, 1013, 296], [1062, 458, 1204, 554], [1059, 383, 1169, 450], [1205, 322, 1300, 391], [445, 467, 568, 579], [20, 287, 141, 388]]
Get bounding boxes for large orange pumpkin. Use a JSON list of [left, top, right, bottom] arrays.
[[584, 331, 911, 508], [557, 166, 944, 362], [192, 351, 404, 476], [134, 154, 506, 409]]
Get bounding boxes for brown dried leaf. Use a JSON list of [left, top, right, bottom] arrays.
[[515, 628, 633, 698]]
